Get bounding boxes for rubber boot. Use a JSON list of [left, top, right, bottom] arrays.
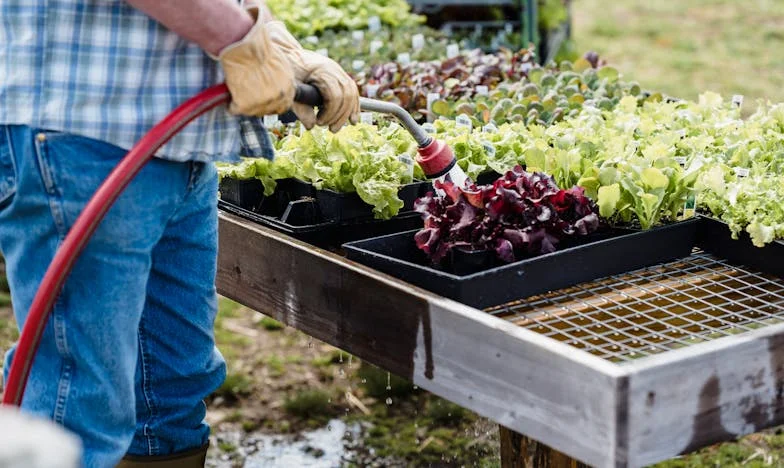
[[116, 444, 208, 468]]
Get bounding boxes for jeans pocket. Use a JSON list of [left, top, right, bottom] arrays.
[[0, 127, 19, 210]]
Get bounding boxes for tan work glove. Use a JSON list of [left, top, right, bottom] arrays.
[[266, 21, 360, 133], [218, 7, 296, 116]]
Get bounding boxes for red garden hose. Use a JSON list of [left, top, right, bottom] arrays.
[[2, 84, 232, 406]]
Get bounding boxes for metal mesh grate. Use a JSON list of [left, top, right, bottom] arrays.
[[486, 251, 784, 363]]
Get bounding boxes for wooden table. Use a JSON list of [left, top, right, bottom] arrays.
[[216, 212, 784, 467]]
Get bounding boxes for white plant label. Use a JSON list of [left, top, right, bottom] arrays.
[[732, 94, 744, 108], [412, 34, 425, 51], [397, 52, 411, 66], [456, 114, 472, 131], [733, 167, 750, 178], [505, 23, 514, 34], [446, 43, 460, 59], [368, 16, 381, 32], [263, 114, 279, 127], [483, 123, 498, 133], [674, 156, 687, 166], [482, 141, 496, 157], [398, 155, 415, 177], [370, 40, 384, 55], [426, 92, 441, 111], [360, 112, 374, 125], [476, 85, 489, 96], [365, 84, 380, 98], [352, 30, 365, 42], [422, 122, 436, 134], [316, 48, 329, 57]]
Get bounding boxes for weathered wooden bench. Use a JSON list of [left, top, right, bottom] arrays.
[[217, 212, 784, 467]]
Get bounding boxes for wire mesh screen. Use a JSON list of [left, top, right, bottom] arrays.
[[486, 251, 784, 363]]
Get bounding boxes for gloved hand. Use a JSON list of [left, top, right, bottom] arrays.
[[266, 21, 360, 133], [218, 7, 296, 116]]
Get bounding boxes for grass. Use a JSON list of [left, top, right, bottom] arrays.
[[283, 389, 333, 419], [573, 0, 784, 105]]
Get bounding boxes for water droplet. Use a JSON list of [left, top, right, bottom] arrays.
[[385, 397, 393, 405], [339, 351, 343, 363], [386, 372, 391, 391]]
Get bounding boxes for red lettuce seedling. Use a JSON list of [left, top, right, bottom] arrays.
[[414, 166, 600, 264]]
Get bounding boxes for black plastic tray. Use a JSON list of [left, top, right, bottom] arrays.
[[343, 219, 701, 309], [317, 181, 429, 222], [218, 199, 424, 248], [697, 216, 784, 278]]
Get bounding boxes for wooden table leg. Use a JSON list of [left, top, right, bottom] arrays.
[[499, 426, 590, 468]]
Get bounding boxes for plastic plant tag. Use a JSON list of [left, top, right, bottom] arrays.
[[352, 60, 366, 71], [442, 24, 452, 36], [263, 115, 279, 127], [482, 123, 498, 133], [505, 23, 514, 34], [316, 48, 329, 57], [397, 53, 411, 66], [366, 84, 380, 98], [681, 193, 697, 220], [446, 43, 460, 59], [352, 30, 365, 42], [422, 122, 436, 134], [674, 157, 687, 166], [476, 85, 489, 96], [426, 92, 441, 123], [456, 114, 472, 131], [412, 34, 425, 51], [474, 24, 483, 36], [732, 95, 744, 108], [305, 36, 319, 44], [733, 167, 750, 178], [482, 141, 496, 157], [360, 112, 374, 125], [398, 155, 415, 178], [370, 40, 384, 55], [368, 16, 381, 32]]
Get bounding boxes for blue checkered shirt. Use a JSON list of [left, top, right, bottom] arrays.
[[0, 0, 274, 162]]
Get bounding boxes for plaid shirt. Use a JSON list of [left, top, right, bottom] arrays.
[[0, 0, 274, 162]]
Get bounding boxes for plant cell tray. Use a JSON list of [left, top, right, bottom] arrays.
[[217, 199, 423, 248], [697, 216, 784, 278], [343, 218, 701, 309]]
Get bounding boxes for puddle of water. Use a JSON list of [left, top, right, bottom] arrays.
[[242, 419, 360, 468]]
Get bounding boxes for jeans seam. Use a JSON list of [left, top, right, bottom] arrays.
[[33, 134, 68, 237], [138, 323, 160, 455], [32, 131, 75, 424]]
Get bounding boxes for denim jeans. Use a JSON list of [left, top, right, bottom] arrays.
[[0, 125, 227, 467]]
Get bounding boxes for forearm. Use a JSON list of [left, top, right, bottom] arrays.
[[125, 0, 257, 57]]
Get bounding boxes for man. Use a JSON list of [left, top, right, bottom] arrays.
[[0, 0, 359, 466]]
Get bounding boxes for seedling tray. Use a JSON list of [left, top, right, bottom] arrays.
[[697, 216, 784, 278], [343, 218, 701, 309], [217, 199, 423, 248], [220, 177, 429, 223], [317, 180, 429, 222]]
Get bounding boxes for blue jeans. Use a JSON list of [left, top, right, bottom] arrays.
[[0, 125, 227, 467]]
